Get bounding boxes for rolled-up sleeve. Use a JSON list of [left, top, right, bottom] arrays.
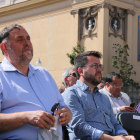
[[62, 90, 103, 140]]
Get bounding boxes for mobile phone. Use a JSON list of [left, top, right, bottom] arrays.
[[51, 103, 60, 115], [130, 102, 135, 107]]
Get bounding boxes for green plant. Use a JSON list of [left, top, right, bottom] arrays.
[[112, 44, 140, 90], [67, 43, 85, 65]]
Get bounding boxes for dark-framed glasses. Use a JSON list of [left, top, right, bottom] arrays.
[[86, 63, 104, 70], [67, 73, 77, 78]]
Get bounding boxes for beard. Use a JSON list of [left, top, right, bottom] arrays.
[[18, 53, 33, 66], [84, 71, 102, 86], [9, 45, 33, 66]]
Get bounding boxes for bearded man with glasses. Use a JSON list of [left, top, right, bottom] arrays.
[[99, 72, 136, 115], [62, 51, 135, 140]]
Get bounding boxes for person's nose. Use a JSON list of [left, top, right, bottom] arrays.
[[96, 66, 102, 72], [116, 86, 121, 89], [24, 39, 31, 46]]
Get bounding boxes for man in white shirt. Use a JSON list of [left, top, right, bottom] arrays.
[[99, 72, 136, 115]]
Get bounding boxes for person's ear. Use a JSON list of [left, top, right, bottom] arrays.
[[0, 43, 6, 51], [65, 77, 69, 87], [0, 43, 8, 55], [106, 82, 109, 87], [78, 67, 83, 76], [64, 77, 67, 82]]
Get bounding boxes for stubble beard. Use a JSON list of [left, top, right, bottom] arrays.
[[18, 52, 33, 66], [84, 71, 101, 86], [9, 45, 33, 66]]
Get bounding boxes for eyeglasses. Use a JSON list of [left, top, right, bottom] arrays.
[[112, 84, 123, 87], [86, 63, 104, 70], [67, 73, 77, 78]]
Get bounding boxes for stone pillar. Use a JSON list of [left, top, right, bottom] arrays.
[[71, 12, 79, 46], [98, 6, 109, 76], [127, 14, 133, 64]]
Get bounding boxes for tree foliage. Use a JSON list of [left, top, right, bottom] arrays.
[[67, 43, 85, 65], [112, 44, 140, 90]]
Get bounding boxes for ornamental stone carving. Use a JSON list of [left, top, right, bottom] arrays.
[[70, 2, 135, 41], [109, 6, 135, 41]]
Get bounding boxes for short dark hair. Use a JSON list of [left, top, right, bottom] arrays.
[[106, 72, 122, 83], [74, 51, 102, 79], [0, 24, 23, 55]]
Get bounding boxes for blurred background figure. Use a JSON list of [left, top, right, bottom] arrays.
[[58, 85, 65, 94], [97, 80, 105, 89], [136, 90, 140, 112], [62, 66, 77, 89], [100, 72, 136, 115], [62, 66, 77, 140]]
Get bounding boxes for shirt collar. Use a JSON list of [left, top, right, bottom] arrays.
[[104, 87, 113, 97], [76, 80, 99, 92], [1, 57, 39, 77], [1, 57, 17, 71]]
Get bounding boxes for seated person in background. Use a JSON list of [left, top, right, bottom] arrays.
[[0, 24, 72, 140], [62, 66, 77, 89], [136, 92, 140, 112], [62, 51, 135, 140], [97, 80, 105, 89], [62, 66, 77, 140], [99, 72, 136, 115]]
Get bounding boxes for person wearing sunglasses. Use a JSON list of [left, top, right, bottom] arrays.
[[62, 66, 77, 89], [62, 51, 135, 140], [99, 72, 136, 115], [62, 66, 77, 140]]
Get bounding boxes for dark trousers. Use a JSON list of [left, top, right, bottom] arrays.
[[62, 125, 69, 140]]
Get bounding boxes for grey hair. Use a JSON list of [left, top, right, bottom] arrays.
[[101, 80, 105, 85], [62, 66, 75, 87], [0, 24, 23, 55]]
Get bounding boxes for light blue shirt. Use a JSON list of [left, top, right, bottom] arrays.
[[0, 58, 66, 140], [62, 80, 128, 140]]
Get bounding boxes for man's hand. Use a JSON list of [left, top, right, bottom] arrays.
[[120, 106, 136, 112], [112, 135, 135, 140], [54, 107, 72, 125], [26, 110, 55, 130], [125, 136, 136, 140], [99, 134, 135, 140]]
